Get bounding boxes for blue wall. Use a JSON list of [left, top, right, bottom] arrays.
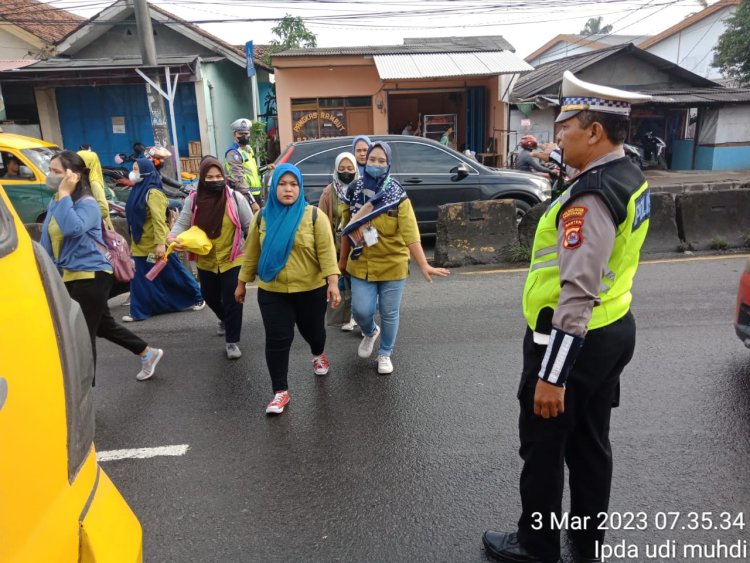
[[56, 83, 200, 167], [695, 145, 750, 170]]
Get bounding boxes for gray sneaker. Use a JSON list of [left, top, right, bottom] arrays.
[[226, 343, 242, 360], [136, 348, 163, 381], [217, 321, 226, 336]]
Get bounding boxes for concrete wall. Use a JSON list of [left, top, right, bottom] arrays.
[[644, 5, 736, 80], [199, 60, 255, 157], [576, 53, 695, 89], [74, 22, 216, 59], [509, 107, 556, 148], [0, 28, 41, 59], [527, 41, 597, 67], [274, 58, 386, 149]]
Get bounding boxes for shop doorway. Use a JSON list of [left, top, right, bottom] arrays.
[[388, 91, 466, 148]]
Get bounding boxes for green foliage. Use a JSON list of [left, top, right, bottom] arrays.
[[262, 14, 318, 66], [249, 121, 268, 165], [580, 16, 613, 36], [502, 244, 532, 263], [715, 0, 750, 86], [709, 236, 728, 250]]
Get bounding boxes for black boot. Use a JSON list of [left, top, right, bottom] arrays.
[[482, 531, 560, 563]]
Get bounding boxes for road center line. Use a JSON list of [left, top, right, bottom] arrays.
[[459, 253, 750, 276], [97, 444, 190, 462]]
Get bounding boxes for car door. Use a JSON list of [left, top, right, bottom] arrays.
[[389, 140, 481, 233]]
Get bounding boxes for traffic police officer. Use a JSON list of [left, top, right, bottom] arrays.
[[225, 118, 262, 213], [483, 71, 652, 563]]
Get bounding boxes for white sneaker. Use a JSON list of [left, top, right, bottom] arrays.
[[226, 343, 242, 360], [136, 348, 163, 381], [341, 318, 357, 332], [217, 321, 226, 336], [377, 355, 393, 375], [191, 300, 206, 311], [358, 325, 380, 358], [122, 315, 136, 322]]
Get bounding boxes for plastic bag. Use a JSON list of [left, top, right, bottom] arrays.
[[146, 226, 211, 281]]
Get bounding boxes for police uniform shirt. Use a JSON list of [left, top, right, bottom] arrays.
[[550, 147, 625, 339], [227, 148, 251, 194]]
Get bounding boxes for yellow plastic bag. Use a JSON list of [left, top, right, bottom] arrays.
[[170, 225, 212, 256], [146, 226, 211, 281]]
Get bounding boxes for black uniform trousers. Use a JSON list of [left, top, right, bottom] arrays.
[[197, 266, 243, 344], [516, 311, 636, 562]]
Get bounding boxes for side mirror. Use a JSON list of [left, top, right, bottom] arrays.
[[19, 165, 35, 179], [450, 163, 470, 181]]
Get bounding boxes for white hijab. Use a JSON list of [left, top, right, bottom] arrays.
[[332, 151, 359, 200]]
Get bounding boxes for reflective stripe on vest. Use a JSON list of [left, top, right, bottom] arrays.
[[522, 181, 650, 331]]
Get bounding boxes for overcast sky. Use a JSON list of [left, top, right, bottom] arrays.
[[49, 0, 717, 59]]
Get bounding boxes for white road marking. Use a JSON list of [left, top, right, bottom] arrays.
[[97, 444, 190, 462]]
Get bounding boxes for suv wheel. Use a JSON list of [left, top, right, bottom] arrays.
[[514, 200, 531, 224]]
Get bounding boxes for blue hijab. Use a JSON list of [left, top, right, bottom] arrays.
[[125, 157, 164, 244], [257, 163, 307, 283], [351, 134, 371, 176], [345, 141, 394, 215]]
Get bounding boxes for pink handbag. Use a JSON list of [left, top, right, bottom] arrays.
[[97, 222, 135, 283]]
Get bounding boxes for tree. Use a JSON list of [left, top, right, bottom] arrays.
[[715, 0, 750, 86], [580, 16, 613, 36], [262, 14, 317, 66]]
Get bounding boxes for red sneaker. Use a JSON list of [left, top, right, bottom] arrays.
[[312, 353, 330, 375], [265, 391, 290, 414]]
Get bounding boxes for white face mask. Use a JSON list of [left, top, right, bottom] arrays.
[[129, 171, 141, 183]]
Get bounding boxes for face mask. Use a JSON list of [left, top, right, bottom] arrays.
[[204, 180, 225, 192], [45, 174, 62, 192], [366, 165, 388, 179], [238, 136, 249, 146], [338, 171, 355, 185], [129, 171, 141, 183]]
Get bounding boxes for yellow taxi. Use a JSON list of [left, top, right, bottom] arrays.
[[0, 185, 142, 561], [0, 130, 59, 223]]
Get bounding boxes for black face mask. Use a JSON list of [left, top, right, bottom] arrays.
[[204, 180, 225, 192], [338, 172, 355, 185], [237, 136, 249, 145]]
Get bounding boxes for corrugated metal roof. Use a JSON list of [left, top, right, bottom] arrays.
[[402, 36, 515, 53], [275, 38, 515, 58], [374, 52, 532, 79], [511, 43, 717, 101], [11, 55, 221, 71], [644, 88, 750, 105]]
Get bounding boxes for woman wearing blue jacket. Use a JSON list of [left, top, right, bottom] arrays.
[[41, 150, 162, 382]]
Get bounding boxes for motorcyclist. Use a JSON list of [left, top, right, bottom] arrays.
[[515, 135, 552, 177]]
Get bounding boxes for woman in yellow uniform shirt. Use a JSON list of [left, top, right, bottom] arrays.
[[235, 164, 340, 415], [340, 141, 449, 375], [40, 150, 162, 382], [170, 156, 252, 360], [124, 157, 204, 322]]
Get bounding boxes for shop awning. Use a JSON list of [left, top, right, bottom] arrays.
[[373, 51, 532, 80]]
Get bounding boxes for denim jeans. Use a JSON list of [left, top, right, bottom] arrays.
[[350, 276, 406, 357]]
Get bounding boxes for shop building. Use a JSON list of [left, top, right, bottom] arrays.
[[272, 37, 533, 163]]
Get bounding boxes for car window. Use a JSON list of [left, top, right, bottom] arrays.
[[390, 141, 467, 174], [21, 147, 56, 176], [296, 145, 350, 175]]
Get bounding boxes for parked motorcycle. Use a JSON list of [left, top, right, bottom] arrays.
[[625, 131, 667, 170]]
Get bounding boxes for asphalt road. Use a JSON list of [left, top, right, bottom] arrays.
[[94, 254, 750, 562]]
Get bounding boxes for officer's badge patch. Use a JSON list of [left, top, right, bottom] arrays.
[[562, 206, 587, 249], [633, 189, 650, 231], [233, 154, 241, 162]]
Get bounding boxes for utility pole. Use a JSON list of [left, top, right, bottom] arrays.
[[132, 0, 176, 178]]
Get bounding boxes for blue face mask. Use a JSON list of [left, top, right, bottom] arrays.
[[366, 165, 388, 179]]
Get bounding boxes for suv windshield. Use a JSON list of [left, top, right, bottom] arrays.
[[21, 147, 57, 176]]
